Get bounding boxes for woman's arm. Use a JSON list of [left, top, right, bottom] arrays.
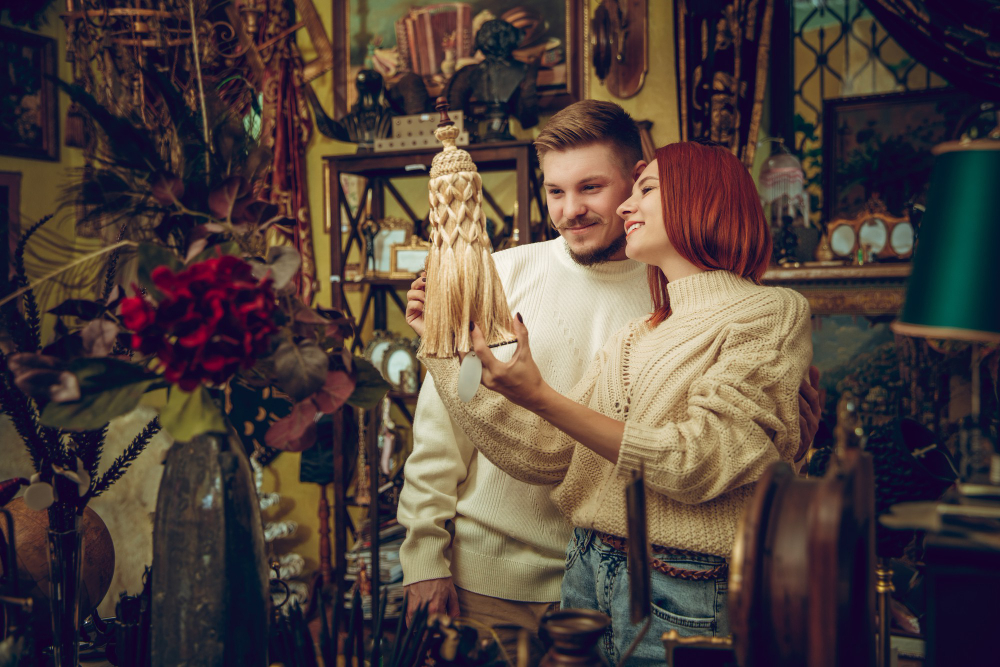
[[467, 318, 627, 463], [615, 291, 813, 504], [419, 323, 613, 484]]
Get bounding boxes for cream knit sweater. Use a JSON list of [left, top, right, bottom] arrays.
[[422, 270, 813, 557], [398, 238, 650, 602]]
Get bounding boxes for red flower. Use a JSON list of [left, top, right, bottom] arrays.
[[119, 255, 278, 391]]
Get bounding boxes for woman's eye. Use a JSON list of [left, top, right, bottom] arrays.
[[641, 186, 655, 195]]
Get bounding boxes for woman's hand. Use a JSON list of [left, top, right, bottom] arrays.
[[468, 314, 552, 411]]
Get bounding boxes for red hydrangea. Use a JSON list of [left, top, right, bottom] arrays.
[[121, 255, 278, 391]]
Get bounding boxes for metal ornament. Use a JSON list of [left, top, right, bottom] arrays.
[[458, 352, 483, 403]]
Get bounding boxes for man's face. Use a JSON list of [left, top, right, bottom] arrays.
[[541, 144, 639, 265]]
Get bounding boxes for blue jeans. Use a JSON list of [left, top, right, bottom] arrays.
[[561, 528, 730, 666]]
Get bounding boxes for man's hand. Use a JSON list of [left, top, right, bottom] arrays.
[[404, 577, 460, 625], [405, 273, 427, 337], [795, 365, 822, 462]]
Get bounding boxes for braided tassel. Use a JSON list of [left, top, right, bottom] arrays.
[[421, 101, 513, 357]]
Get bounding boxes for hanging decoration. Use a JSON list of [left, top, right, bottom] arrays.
[[421, 98, 514, 358], [674, 0, 773, 167], [59, 0, 330, 301]]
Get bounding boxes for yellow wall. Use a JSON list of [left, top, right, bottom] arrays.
[[1, 9, 88, 324], [263, 0, 683, 579], [587, 0, 680, 148], [0, 12, 85, 226]]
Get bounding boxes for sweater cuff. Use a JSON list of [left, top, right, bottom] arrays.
[[616, 420, 673, 476], [400, 534, 455, 586], [419, 357, 461, 395]]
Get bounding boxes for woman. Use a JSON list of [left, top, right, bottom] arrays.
[[419, 142, 812, 664]]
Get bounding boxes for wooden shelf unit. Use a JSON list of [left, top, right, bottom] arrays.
[[320, 142, 546, 648]]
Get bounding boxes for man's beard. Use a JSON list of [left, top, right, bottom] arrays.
[[567, 232, 627, 266]]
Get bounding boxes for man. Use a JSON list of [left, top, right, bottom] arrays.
[[398, 100, 821, 661]]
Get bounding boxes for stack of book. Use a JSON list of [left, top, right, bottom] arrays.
[[394, 2, 473, 77], [345, 521, 407, 619]]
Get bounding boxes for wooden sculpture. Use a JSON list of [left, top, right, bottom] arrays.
[[421, 98, 514, 357]]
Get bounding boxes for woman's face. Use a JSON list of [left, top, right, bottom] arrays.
[[617, 160, 674, 267]]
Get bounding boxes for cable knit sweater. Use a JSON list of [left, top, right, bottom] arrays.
[[398, 238, 650, 601], [421, 270, 813, 557]]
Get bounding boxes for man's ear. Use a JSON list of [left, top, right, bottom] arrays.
[[631, 160, 648, 182]]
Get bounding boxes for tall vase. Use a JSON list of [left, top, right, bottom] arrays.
[[46, 503, 83, 667], [150, 428, 269, 666]]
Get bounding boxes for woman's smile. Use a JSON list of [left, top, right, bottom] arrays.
[[625, 220, 644, 238]]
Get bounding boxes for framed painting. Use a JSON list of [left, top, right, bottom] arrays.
[[0, 171, 21, 294], [822, 88, 977, 221], [331, 0, 586, 117], [0, 26, 59, 162]]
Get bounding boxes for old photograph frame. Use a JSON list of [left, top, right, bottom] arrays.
[[0, 26, 59, 162]]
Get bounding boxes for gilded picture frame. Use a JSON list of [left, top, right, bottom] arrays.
[[331, 0, 587, 117], [389, 237, 431, 279]]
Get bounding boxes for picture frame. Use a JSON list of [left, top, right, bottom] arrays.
[[0, 171, 21, 294], [826, 208, 913, 263], [362, 330, 420, 393], [822, 88, 976, 222], [390, 237, 431, 279], [0, 26, 59, 162], [331, 0, 587, 117], [363, 329, 401, 372], [365, 216, 413, 277], [381, 340, 420, 393]]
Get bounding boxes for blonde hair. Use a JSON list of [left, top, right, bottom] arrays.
[[533, 100, 643, 176]]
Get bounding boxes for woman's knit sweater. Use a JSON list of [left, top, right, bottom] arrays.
[[421, 270, 813, 557]]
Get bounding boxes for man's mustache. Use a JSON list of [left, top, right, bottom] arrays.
[[554, 217, 605, 231]]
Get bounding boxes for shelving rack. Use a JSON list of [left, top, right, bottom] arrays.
[[321, 140, 548, 656]]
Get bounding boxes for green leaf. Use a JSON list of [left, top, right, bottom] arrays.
[[69, 357, 155, 389], [159, 385, 226, 442], [136, 243, 183, 298], [40, 379, 153, 430], [346, 357, 390, 410], [250, 246, 301, 290], [188, 240, 240, 265], [38, 358, 157, 429], [271, 339, 328, 401]]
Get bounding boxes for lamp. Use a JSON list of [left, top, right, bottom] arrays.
[[758, 138, 812, 264], [887, 133, 1000, 667], [891, 139, 1000, 483]]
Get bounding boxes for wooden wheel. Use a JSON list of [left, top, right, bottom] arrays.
[[730, 450, 876, 667]]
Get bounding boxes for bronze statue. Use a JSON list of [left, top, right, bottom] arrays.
[[446, 19, 539, 142]]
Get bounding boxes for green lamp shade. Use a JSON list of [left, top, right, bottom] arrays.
[[893, 142, 1000, 343]]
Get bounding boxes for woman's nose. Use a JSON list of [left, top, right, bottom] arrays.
[[617, 195, 635, 219]]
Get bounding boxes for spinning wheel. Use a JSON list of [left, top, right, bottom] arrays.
[[729, 401, 877, 667]]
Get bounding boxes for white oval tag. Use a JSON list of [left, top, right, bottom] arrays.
[[24, 482, 55, 511], [458, 352, 483, 403]]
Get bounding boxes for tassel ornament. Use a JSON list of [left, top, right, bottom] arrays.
[[421, 98, 514, 357]]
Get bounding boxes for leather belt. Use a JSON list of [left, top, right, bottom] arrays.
[[595, 531, 728, 581]]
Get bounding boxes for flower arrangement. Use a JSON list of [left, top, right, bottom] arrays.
[[0, 70, 387, 516]]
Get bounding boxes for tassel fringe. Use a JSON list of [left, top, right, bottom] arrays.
[[420, 170, 514, 358]]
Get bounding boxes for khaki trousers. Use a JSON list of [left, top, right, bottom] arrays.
[[455, 586, 559, 666]]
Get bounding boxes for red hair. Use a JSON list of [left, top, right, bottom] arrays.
[[647, 142, 772, 325]]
